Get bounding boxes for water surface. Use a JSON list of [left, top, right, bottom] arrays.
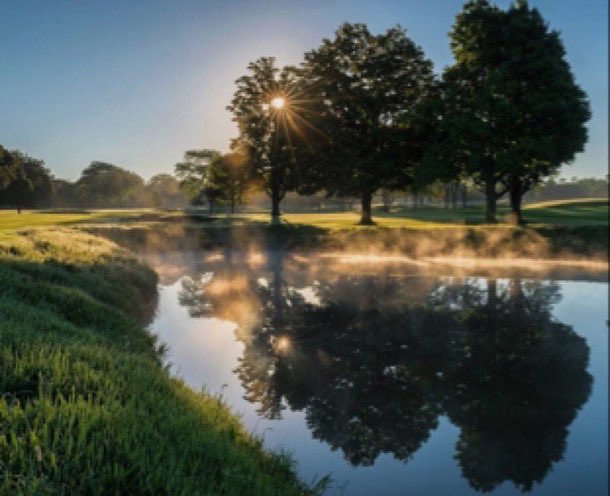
[[148, 250, 608, 495]]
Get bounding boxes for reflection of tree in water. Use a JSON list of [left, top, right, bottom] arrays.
[[435, 279, 592, 493], [177, 256, 592, 493]]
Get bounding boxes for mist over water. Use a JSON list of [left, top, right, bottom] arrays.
[[148, 248, 608, 495]]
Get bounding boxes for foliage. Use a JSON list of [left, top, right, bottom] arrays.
[[301, 23, 436, 224], [174, 149, 249, 213], [51, 179, 80, 208], [0, 149, 54, 212], [75, 162, 146, 208], [228, 57, 310, 220], [527, 176, 608, 202], [431, 0, 590, 223], [216, 146, 251, 213], [0, 145, 18, 190], [146, 173, 187, 209]]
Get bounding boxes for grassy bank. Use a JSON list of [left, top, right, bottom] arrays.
[[79, 213, 607, 261], [0, 229, 315, 495]]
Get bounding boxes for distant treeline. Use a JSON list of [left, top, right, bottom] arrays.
[[0, 143, 606, 213], [0, 148, 188, 211], [51, 162, 188, 209], [524, 177, 609, 203]]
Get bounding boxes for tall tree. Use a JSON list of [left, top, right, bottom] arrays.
[[174, 148, 249, 213], [227, 57, 311, 223], [146, 174, 187, 209], [302, 23, 435, 224], [438, 0, 589, 223], [499, 1, 590, 223], [174, 149, 222, 212], [218, 144, 251, 214]]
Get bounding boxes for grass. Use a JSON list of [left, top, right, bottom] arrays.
[[216, 198, 609, 230], [0, 198, 606, 233], [0, 228, 316, 495], [0, 210, 183, 232]]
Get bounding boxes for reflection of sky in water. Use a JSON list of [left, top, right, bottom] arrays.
[[150, 264, 607, 496]]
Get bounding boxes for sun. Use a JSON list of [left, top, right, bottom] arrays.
[[270, 96, 286, 110], [275, 335, 291, 353]]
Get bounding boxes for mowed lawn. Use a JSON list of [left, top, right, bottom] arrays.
[[0, 198, 606, 232], [241, 198, 608, 229]]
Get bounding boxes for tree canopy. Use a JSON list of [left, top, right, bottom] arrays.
[[76, 161, 145, 208], [301, 23, 436, 224], [227, 57, 313, 221], [430, 0, 590, 223], [0, 148, 53, 212]]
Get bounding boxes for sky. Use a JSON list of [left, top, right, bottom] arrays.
[[1, 0, 607, 181]]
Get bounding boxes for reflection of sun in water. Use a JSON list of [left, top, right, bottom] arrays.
[[270, 96, 286, 110], [275, 335, 291, 353]]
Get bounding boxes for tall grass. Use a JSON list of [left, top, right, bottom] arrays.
[[0, 229, 314, 495]]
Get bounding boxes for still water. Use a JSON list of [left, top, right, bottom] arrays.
[[148, 250, 608, 495]]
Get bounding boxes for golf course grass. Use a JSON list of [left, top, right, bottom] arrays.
[[1, 198, 605, 233]]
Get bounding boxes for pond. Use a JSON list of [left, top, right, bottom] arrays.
[[147, 249, 608, 495]]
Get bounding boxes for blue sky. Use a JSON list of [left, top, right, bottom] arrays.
[[1, 0, 607, 180]]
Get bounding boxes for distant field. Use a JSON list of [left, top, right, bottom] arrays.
[[0, 209, 179, 232], [0, 198, 606, 232], [522, 198, 608, 225]]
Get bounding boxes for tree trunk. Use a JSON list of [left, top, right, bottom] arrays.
[[381, 190, 392, 213], [451, 182, 458, 209], [208, 199, 215, 215], [484, 175, 497, 223], [359, 191, 374, 225], [17, 206, 22, 214], [461, 183, 468, 208], [230, 195, 235, 214], [509, 179, 524, 225], [271, 186, 281, 223]]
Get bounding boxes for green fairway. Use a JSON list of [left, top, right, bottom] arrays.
[[236, 198, 608, 230], [0, 198, 606, 233], [0, 209, 182, 231]]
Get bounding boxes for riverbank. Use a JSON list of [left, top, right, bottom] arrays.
[[83, 217, 607, 262], [0, 228, 316, 495]]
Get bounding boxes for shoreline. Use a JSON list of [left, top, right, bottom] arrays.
[[0, 228, 317, 495]]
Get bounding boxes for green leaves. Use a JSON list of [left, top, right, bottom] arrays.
[[75, 162, 144, 208], [302, 23, 435, 201], [430, 0, 590, 222], [0, 149, 54, 211]]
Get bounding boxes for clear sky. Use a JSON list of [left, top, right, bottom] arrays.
[[1, 0, 607, 181]]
